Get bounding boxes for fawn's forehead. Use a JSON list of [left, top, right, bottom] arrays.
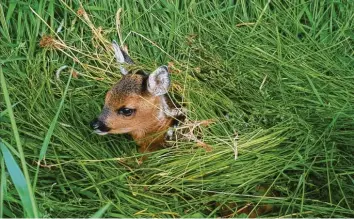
[[106, 72, 150, 108], [111, 72, 148, 95]]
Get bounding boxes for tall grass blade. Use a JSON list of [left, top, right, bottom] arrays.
[[32, 71, 73, 189], [39, 72, 73, 160], [0, 141, 36, 217], [0, 67, 39, 217]]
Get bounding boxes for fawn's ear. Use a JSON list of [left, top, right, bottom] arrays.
[[112, 40, 134, 75], [147, 66, 170, 96]]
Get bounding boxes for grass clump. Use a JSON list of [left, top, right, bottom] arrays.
[[1, 0, 354, 217]]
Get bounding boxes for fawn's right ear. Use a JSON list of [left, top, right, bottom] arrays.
[[112, 40, 134, 75], [147, 66, 170, 96]]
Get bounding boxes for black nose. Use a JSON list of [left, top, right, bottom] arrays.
[[90, 118, 110, 132]]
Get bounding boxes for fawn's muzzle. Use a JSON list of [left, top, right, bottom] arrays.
[[90, 118, 111, 135]]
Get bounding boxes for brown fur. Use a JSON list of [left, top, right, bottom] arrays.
[[99, 73, 173, 152]]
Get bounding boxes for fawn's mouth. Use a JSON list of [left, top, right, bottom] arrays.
[[93, 130, 108, 135], [90, 118, 111, 135]]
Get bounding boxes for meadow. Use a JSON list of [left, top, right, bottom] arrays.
[[0, 0, 354, 217]]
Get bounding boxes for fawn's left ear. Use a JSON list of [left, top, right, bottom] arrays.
[[112, 40, 134, 75], [147, 65, 170, 96]]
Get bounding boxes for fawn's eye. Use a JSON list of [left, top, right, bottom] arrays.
[[117, 107, 135, 116]]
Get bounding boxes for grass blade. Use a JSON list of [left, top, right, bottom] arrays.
[[0, 156, 5, 218], [0, 66, 39, 217], [90, 202, 112, 218], [0, 4, 10, 42], [39, 71, 73, 160], [32, 71, 73, 190], [305, 74, 324, 106], [0, 141, 36, 217]]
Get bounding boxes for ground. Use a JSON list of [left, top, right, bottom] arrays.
[[0, 0, 354, 217]]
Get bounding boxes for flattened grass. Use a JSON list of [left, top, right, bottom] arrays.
[[0, 0, 354, 217]]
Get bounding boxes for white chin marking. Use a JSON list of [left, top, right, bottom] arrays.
[[93, 130, 108, 135]]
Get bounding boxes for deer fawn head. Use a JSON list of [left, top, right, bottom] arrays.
[[91, 41, 179, 152]]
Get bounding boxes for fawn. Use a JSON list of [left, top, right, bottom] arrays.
[[90, 41, 184, 153], [90, 42, 275, 217]]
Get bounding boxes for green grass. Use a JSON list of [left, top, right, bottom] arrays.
[[1, 0, 354, 217]]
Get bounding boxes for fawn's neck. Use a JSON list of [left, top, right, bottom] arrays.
[[130, 117, 174, 153]]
